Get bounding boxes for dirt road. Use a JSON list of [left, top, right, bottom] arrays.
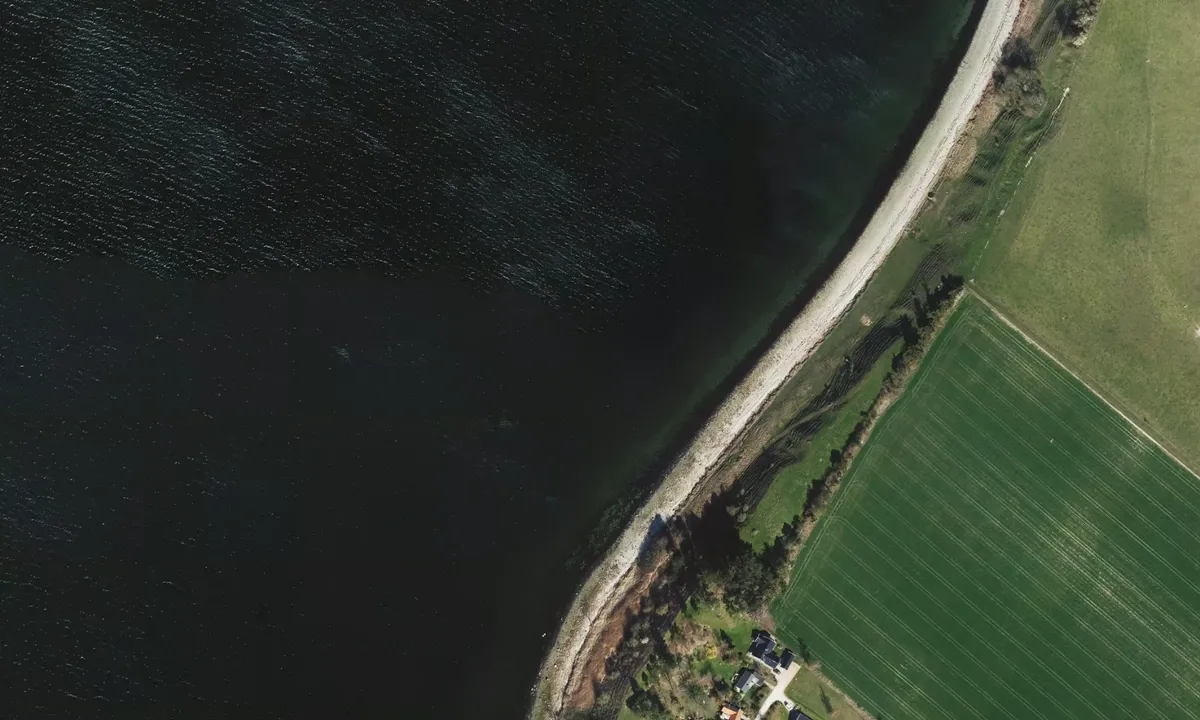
[[530, 0, 1023, 716]]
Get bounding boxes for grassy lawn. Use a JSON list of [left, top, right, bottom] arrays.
[[773, 296, 1200, 720], [973, 0, 1200, 471], [742, 339, 901, 548], [765, 702, 790, 720], [682, 602, 757, 658], [785, 665, 860, 720]]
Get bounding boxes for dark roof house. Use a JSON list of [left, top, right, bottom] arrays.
[[748, 631, 776, 659], [788, 710, 814, 720], [779, 649, 796, 670], [762, 651, 780, 670], [732, 668, 762, 693]]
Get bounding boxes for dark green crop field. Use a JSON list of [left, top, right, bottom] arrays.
[[772, 295, 1200, 720]]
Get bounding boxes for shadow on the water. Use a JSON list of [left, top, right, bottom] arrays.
[[585, 487, 750, 719]]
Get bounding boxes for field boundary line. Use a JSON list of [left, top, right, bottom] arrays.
[[968, 290, 1200, 485]]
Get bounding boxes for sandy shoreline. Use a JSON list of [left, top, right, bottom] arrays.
[[529, 0, 1023, 716]]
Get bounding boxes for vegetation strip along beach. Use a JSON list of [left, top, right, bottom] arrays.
[[531, 0, 1023, 713]]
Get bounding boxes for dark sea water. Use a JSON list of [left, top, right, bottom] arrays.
[[1, 0, 976, 715]]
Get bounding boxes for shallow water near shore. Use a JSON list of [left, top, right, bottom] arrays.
[[2, 0, 974, 715]]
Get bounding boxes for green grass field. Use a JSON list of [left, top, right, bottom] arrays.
[[738, 0, 1086, 554], [973, 0, 1200, 471], [742, 339, 902, 548], [772, 296, 1200, 720], [785, 665, 860, 720]]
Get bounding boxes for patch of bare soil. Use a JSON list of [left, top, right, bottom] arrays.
[[946, 92, 1003, 177], [665, 615, 711, 657], [562, 558, 668, 711], [944, 136, 978, 179], [1013, 0, 1045, 38], [755, 609, 776, 634]]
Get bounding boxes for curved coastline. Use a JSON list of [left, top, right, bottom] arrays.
[[530, 0, 1023, 715]]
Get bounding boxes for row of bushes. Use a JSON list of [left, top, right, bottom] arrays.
[[1058, 0, 1102, 43], [796, 275, 962, 536], [994, 37, 1046, 117]]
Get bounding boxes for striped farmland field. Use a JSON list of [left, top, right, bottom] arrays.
[[772, 295, 1200, 720]]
